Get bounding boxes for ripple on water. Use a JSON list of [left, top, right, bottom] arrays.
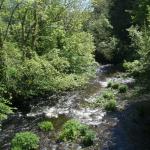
[[0, 64, 136, 150], [70, 108, 106, 126]]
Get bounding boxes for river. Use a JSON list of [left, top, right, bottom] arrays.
[[0, 64, 138, 150]]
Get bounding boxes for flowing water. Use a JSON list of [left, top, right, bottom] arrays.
[[0, 64, 135, 150]]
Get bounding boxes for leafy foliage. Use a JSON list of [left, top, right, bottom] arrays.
[[124, 2, 150, 86], [11, 132, 39, 150], [0, 84, 13, 121], [111, 82, 119, 89], [59, 120, 82, 141], [107, 81, 119, 89], [90, 0, 118, 62], [0, 98, 13, 121], [104, 99, 117, 111], [59, 119, 96, 146], [102, 90, 115, 100], [90, 0, 138, 63], [82, 130, 96, 146], [95, 90, 116, 110], [118, 84, 128, 93], [107, 81, 113, 88], [38, 121, 54, 132], [0, 0, 95, 120]]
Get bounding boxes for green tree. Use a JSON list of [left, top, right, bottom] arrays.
[[0, 0, 96, 120], [124, 0, 150, 87], [90, 0, 118, 62]]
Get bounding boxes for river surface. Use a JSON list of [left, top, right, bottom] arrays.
[[0, 64, 138, 150]]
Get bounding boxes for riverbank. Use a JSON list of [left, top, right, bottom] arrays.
[[1, 65, 150, 150]]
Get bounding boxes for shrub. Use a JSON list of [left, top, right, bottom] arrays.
[[0, 100, 13, 121], [111, 82, 119, 89], [107, 81, 120, 90], [118, 84, 128, 93], [105, 99, 116, 111], [102, 91, 115, 100], [95, 90, 117, 111], [59, 119, 96, 146], [11, 131, 39, 150], [59, 120, 81, 141], [107, 81, 113, 88], [38, 121, 54, 132], [95, 90, 116, 108], [79, 124, 90, 136], [82, 130, 96, 146], [0, 86, 13, 122], [123, 60, 141, 76]]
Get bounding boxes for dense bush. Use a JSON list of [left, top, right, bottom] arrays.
[[124, 1, 150, 87], [107, 81, 128, 93], [107, 81, 113, 88], [38, 121, 54, 132], [59, 120, 82, 141], [59, 120, 96, 146], [90, 0, 118, 62], [107, 81, 120, 89], [102, 91, 115, 100], [82, 130, 96, 146], [111, 82, 120, 89], [79, 124, 89, 136], [0, 97, 13, 121], [98, 91, 117, 111], [0, 101, 12, 121], [123, 60, 142, 76], [11, 132, 39, 150], [105, 99, 117, 111], [125, 24, 150, 84], [0, 0, 96, 120], [118, 84, 128, 93]]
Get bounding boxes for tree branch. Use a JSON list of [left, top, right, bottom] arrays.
[[3, 2, 22, 41], [0, 0, 5, 10]]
